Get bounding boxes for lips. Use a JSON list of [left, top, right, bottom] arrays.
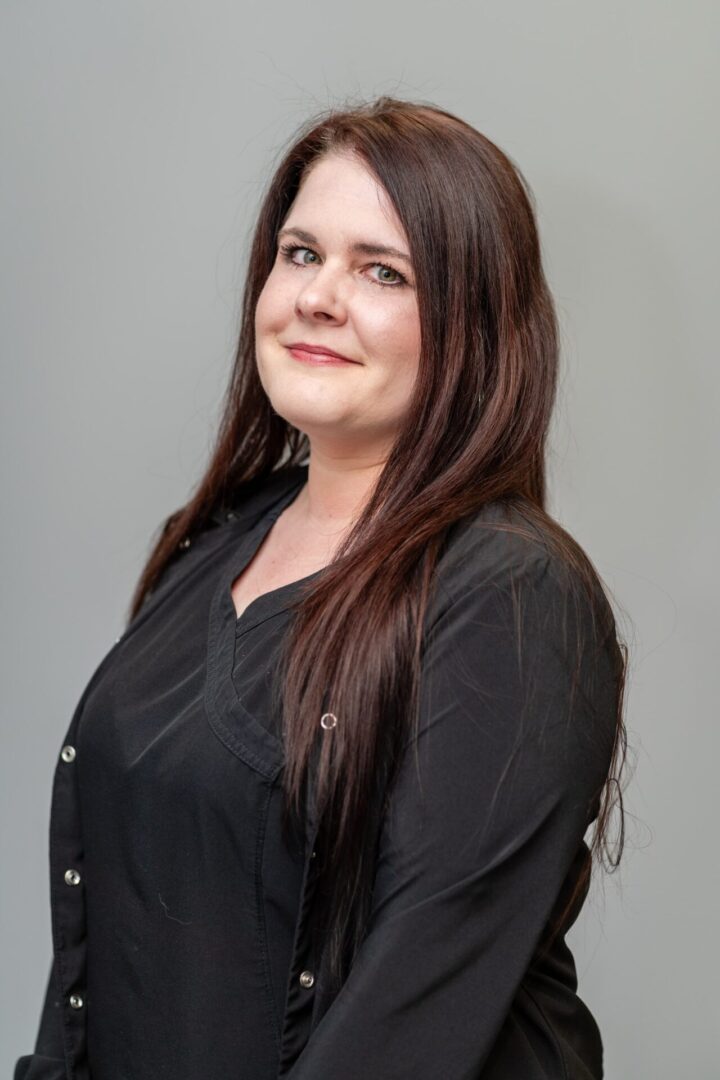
[[285, 342, 358, 364]]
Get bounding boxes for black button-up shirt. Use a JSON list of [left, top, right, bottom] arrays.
[[15, 463, 619, 1079]]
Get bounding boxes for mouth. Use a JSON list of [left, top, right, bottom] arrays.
[[284, 342, 359, 366]]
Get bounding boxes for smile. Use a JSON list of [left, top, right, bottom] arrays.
[[286, 346, 358, 366]]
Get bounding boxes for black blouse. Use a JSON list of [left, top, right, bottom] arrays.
[[15, 463, 620, 1079]]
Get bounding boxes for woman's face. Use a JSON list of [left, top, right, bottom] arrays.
[[254, 151, 421, 463]]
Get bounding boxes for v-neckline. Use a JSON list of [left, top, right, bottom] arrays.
[[225, 474, 325, 638], [204, 466, 325, 778]]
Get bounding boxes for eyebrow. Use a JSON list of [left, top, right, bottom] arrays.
[[277, 226, 413, 267]]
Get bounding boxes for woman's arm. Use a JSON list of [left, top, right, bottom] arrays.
[[283, 553, 620, 1078], [14, 955, 67, 1079]]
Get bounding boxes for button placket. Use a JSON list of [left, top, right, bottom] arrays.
[[51, 728, 90, 1077], [47, 594, 162, 1080], [276, 820, 322, 1076]]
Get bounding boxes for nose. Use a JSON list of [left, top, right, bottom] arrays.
[[293, 260, 347, 323]]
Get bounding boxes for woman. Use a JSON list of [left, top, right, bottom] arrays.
[[16, 96, 629, 1079]]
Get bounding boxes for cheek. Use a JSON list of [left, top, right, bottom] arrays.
[[255, 273, 289, 334], [362, 304, 421, 417], [254, 287, 273, 335], [362, 298, 420, 368]]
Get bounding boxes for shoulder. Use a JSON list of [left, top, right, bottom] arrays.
[[430, 498, 617, 657], [433, 498, 556, 608], [210, 462, 309, 528], [143, 464, 309, 609], [416, 502, 621, 769]]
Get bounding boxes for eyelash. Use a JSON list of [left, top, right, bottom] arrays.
[[277, 242, 409, 288]]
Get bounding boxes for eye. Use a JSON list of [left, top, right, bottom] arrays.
[[279, 243, 319, 268], [277, 242, 408, 288], [370, 263, 405, 286]]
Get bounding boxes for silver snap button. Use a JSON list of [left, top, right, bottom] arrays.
[[69, 994, 84, 1009], [310, 849, 317, 858], [60, 745, 76, 763], [64, 868, 81, 886], [320, 713, 337, 730], [299, 970, 315, 989]]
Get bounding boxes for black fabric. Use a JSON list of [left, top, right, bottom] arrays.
[[15, 463, 620, 1078]]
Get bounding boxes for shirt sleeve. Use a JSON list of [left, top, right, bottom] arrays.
[[283, 552, 620, 1078], [14, 955, 67, 1080]]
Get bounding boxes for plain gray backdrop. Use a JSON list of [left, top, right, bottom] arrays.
[[2, 2, 717, 1076]]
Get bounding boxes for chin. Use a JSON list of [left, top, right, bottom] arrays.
[[269, 394, 355, 429]]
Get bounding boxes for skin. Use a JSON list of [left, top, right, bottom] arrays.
[[253, 149, 421, 545]]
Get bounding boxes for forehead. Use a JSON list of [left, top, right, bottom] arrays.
[[287, 152, 405, 238]]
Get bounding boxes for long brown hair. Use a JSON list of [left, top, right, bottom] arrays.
[[126, 95, 630, 996]]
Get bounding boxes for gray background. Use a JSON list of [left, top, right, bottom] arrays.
[[2, 2, 717, 1076]]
